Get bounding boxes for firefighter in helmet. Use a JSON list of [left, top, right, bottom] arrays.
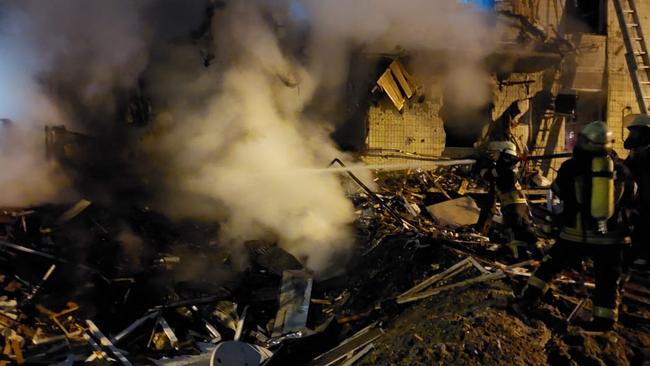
[[478, 141, 540, 258], [624, 114, 650, 266], [512, 121, 636, 332]]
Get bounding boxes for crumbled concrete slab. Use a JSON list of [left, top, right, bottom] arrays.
[[426, 197, 480, 228]]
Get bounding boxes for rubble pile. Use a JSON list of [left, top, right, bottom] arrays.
[[345, 166, 650, 365], [0, 164, 649, 365], [0, 203, 236, 365], [353, 166, 490, 244]]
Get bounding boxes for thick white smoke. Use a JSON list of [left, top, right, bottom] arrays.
[[0, 0, 160, 206], [14, 1, 148, 116], [300, 0, 495, 110], [0, 5, 71, 206], [144, 1, 355, 274], [145, 0, 495, 273], [0, 0, 495, 274]]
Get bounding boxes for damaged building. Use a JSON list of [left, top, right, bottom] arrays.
[[348, 0, 644, 179], [1, 0, 650, 365]]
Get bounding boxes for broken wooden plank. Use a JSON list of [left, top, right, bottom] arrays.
[[113, 311, 160, 343], [377, 68, 406, 111], [623, 292, 650, 306], [25, 264, 56, 302], [233, 305, 248, 342], [204, 321, 222, 343], [56, 199, 91, 225], [398, 271, 506, 304], [86, 320, 133, 366], [468, 257, 490, 274], [399, 258, 473, 299], [624, 281, 650, 298], [83, 332, 107, 362], [493, 259, 539, 271], [158, 317, 179, 350], [388, 59, 415, 98], [10, 336, 23, 365], [309, 325, 382, 366], [567, 298, 587, 323], [0, 241, 109, 282], [340, 343, 374, 366]]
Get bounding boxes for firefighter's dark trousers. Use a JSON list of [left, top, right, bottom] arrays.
[[522, 239, 625, 323], [476, 190, 496, 235], [624, 212, 650, 269], [502, 203, 537, 247]]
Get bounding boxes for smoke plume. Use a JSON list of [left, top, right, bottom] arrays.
[[143, 1, 356, 274], [144, 0, 495, 273], [297, 0, 495, 114], [0, 0, 496, 274], [0, 4, 71, 206]]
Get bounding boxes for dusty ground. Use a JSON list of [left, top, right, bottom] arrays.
[[356, 277, 650, 366]]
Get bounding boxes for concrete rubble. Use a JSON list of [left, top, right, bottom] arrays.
[[0, 158, 648, 365], [0, 1, 649, 365]]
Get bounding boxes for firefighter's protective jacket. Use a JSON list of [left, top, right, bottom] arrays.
[[552, 152, 635, 244], [482, 160, 527, 208], [626, 146, 650, 215]]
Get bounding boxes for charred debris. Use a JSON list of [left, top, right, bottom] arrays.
[[0, 154, 513, 365], [2, 136, 650, 365], [3, 1, 650, 365]]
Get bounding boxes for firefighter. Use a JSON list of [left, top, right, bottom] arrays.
[[478, 141, 539, 258], [511, 121, 635, 332], [624, 114, 650, 266], [474, 145, 500, 235]]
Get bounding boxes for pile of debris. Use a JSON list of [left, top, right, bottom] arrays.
[[0, 162, 650, 365]]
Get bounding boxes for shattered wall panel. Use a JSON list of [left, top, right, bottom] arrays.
[[573, 34, 606, 92], [490, 72, 542, 152], [607, 0, 650, 157], [366, 99, 446, 162], [490, 71, 566, 179], [492, 73, 544, 120]]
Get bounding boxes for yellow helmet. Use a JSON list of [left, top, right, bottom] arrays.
[[578, 121, 613, 152]]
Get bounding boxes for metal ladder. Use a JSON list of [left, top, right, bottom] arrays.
[[613, 0, 650, 114]]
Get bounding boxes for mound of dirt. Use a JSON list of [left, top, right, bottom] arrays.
[[357, 281, 649, 365]]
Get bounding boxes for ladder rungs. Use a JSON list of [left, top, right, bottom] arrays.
[[619, 2, 650, 111]]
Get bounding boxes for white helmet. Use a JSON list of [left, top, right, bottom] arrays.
[[487, 141, 518, 158]]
